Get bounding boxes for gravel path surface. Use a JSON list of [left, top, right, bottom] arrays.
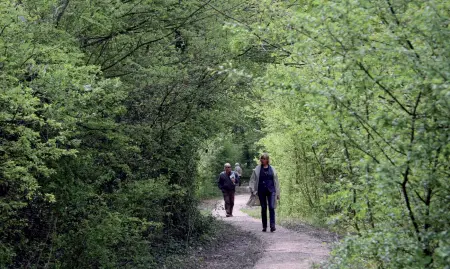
[[213, 194, 331, 269]]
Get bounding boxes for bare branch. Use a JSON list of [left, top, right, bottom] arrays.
[[55, 0, 70, 28]]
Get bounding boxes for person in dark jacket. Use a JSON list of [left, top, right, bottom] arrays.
[[218, 163, 239, 217], [249, 153, 280, 232]]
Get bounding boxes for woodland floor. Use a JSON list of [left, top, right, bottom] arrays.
[[166, 198, 263, 269]]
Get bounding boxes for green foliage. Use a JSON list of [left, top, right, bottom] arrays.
[[196, 134, 247, 198], [229, 0, 450, 268], [0, 2, 126, 266], [195, 100, 263, 198], [3, 0, 448, 267], [0, 0, 255, 267]]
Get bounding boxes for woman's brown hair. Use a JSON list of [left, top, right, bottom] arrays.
[[260, 153, 270, 164]]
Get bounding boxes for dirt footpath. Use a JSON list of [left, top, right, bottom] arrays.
[[213, 194, 331, 269]]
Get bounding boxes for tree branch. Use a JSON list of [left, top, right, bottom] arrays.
[[101, 0, 213, 72], [358, 62, 412, 116], [55, 0, 70, 28]]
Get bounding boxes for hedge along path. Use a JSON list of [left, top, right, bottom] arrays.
[[212, 191, 330, 269]]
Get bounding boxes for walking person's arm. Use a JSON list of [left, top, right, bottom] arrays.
[[249, 169, 257, 195], [218, 174, 224, 191], [274, 168, 280, 200]]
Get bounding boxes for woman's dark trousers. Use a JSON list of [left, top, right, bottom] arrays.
[[258, 190, 276, 228]]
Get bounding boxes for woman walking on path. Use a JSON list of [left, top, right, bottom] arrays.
[[249, 153, 280, 232]]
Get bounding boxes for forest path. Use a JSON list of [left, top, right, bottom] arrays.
[[212, 192, 330, 269]]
